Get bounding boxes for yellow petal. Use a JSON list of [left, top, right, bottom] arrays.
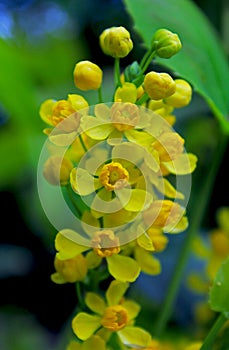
[[86, 251, 102, 269], [116, 188, 153, 212], [107, 255, 140, 282], [94, 103, 111, 120], [106, 280, 129, 306], [70, 167, 95, 196], [81, 335, 106, 350], [165, 215, 189, 233], [122, 300, 141, 320], [55, 230, 88, 260], [85, 292, 106, 315], [112, 142, 145, 164], [39, 99, 55, 125], [49, 130, 78, 147], [50, 272, 66, 284], [134, 246, 161, 275], [67, 340, 81, 350], [125, 129, 154, 147], [137, 233, 155, 251], [163, 153, 198, 175], [118, 326, 151, 347], [72, 312, 101, 340], [81, 116, 114, 140], [160, 178, 185, 199]]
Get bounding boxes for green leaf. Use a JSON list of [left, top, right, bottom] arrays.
[[123, 0, 229, 132], [209, 256, 229, 312]]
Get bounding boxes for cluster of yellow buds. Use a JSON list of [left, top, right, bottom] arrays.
[[38, 25, 198, 350]]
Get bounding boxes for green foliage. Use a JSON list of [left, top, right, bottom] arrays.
[[123, 0, 229, 132], [209, 256, 229, 313]]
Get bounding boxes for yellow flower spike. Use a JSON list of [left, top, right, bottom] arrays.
[[99, 26, 133, 58], [73, 60, 103, 91], [114, 82, 138, 103], [51, 254, 88, 284], [43, 155, 73, 186], [152, 28, 182, 58], [164, 79, 192, 108], [143, 72, 176, 100]]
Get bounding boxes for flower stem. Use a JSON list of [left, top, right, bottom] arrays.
[[200, 313, 227, 350], [115, 57, 122, 88], [153, 133, 228, 337], [140, 48, 156, 73], [79, 134, 88, 153], [98, 86, 103, 103]]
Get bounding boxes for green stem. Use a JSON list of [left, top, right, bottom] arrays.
[[115, 57, 122, 88], [79, 133, 88, 153], [98, 86, 103, 103], [76, 282, 86, 309], [66, 184, 82, 217], [200, 313, 227, 350], [153, 133, 228, 337], [136, 92, 149, 105], [141, 50, 156, 73]]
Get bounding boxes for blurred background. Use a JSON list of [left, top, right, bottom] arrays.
[[0, 0, 228, 349]]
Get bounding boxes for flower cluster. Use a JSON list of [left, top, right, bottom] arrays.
[[39, 26, 198, 349]]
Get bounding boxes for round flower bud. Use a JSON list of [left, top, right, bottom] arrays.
[[164, 79, 192, 107], [143, 71, 176, 100], [99, 26, 133, 58], [152, 28, 182, 58], [73, 60, 102, 91], [51, 254, 88, 283]]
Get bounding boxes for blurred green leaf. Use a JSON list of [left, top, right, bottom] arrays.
[[123, 0, 229, 132], [209, 256, 229, 312]]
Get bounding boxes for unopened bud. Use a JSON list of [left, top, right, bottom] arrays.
[[152, 29, 182, 58], [99, 26, 133, 58], [164, 79, 192, 107], [143, 71, 176, 100], [73, 60, 102, 91]]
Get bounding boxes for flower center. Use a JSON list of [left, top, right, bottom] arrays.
[[99, 161, 129, 191], [110, 102, 140, 131], [101, 305, 129, 331], [91, 230, 120, 257]]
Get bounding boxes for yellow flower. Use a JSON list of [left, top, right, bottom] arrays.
[[43, 155, 73, 186], [66, 335, 106, 350], [71, 280, 151, 348], [142, 199, 188, 233], [69, 144, 153, 215], [151, 28, 182, 58], [80, 102, 150, 141], [148, 99, 176, 126], [73, 60, 103, 91], [99, 26, 133, 58], [143, 72, 176, 100], [164, 79, 192, 108], [51, 254, 88, 284], [54, 229, 141, 282], [39, 94, 88, 135]]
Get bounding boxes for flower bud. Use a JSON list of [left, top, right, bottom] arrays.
[[114, 82, 137, 103], [164, 79, 192, 107], [152, 28, 182, 58], [99, 26, 133, 58], [73, 60, 102, 91], [51, 254, 88, 283], [143, 71, 176, 100], [43, 156, 73, 186]]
